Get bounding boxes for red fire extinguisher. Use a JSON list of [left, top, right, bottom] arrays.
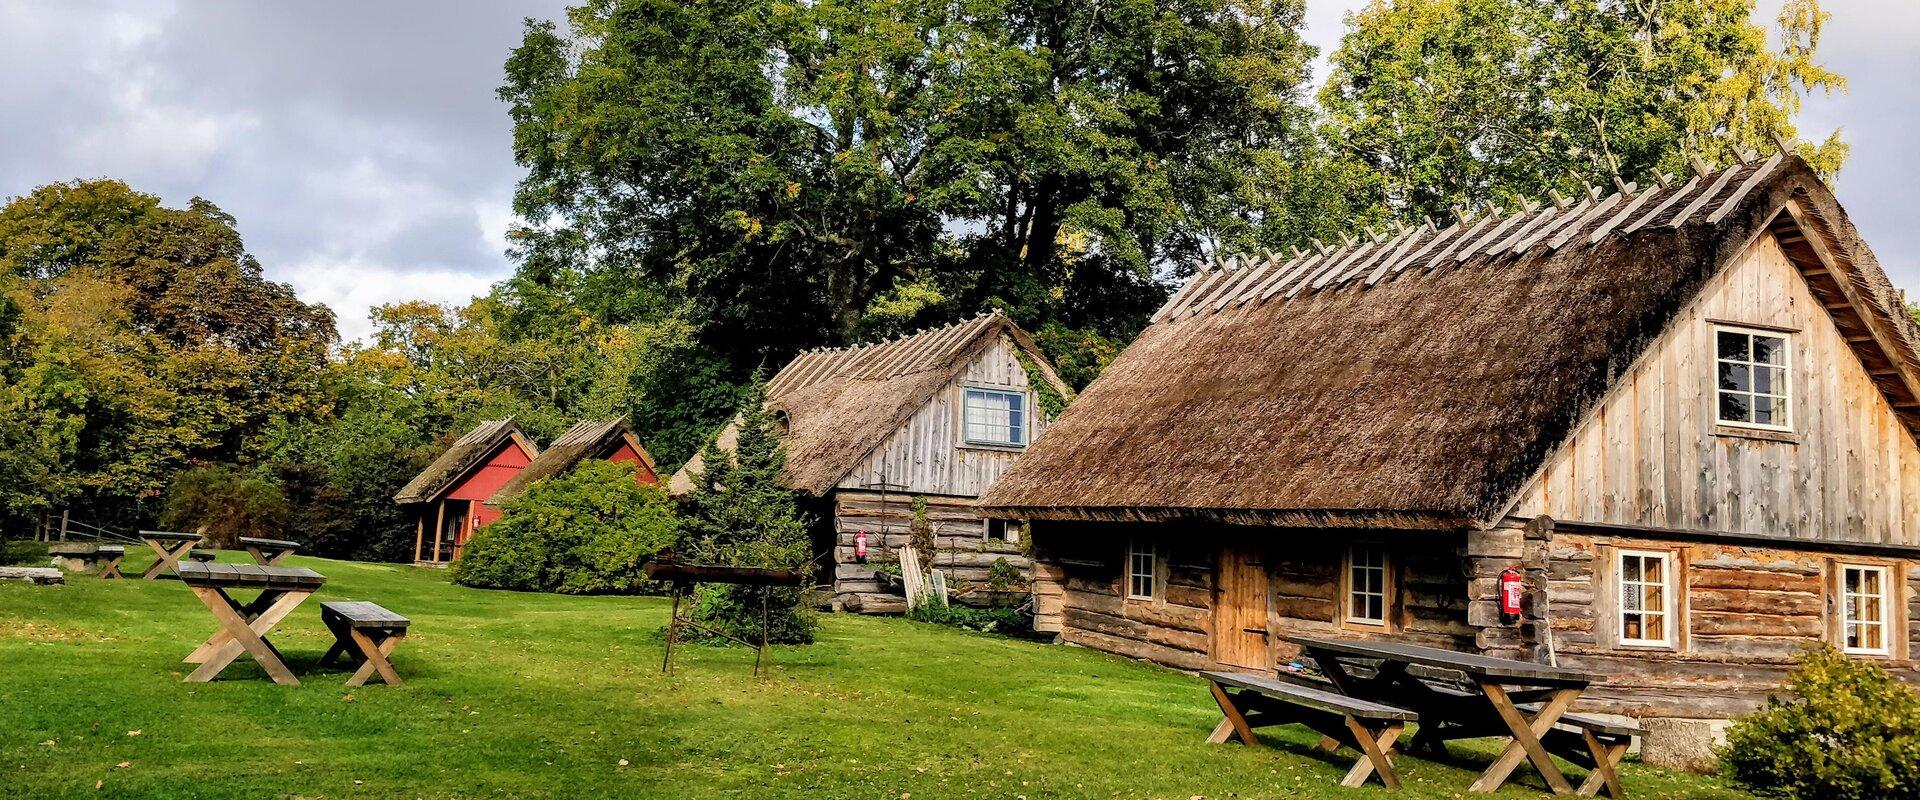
[[1498, 565, 1525, 624], [855, 530, 868, 563]]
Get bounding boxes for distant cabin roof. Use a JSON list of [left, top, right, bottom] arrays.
[[982, 154, 1920, 529], [669, 311, 1072, 496], [487, 418, 656, 506], [392, 419, 538, 504]]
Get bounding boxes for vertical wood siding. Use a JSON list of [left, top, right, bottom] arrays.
[[1512, 234, 1920, 546], [835, 335, 1055, 497]]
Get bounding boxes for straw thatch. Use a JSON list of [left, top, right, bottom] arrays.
[[982, 154, 1920, 529], [668, 311, 1072, 496], [392, 419, 538, 504], [487, 418, 656, 505]]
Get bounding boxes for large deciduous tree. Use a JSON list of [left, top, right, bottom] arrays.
[[500, 0, 1323, 372], [1320, 0, 1847, 219]]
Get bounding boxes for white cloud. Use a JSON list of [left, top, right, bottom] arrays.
[[281, 258, 497, 344]]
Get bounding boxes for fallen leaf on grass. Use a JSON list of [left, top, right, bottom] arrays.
[[126, 730, 141, 737], [39, 740, 54, 747], [115, 761, 130, 769], [617, 759, 629, 768]]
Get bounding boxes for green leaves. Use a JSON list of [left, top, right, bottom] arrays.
[[453, 459, 680, 594], [1722, 644, 1920, 799]]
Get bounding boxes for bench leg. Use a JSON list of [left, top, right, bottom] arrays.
[[99, 557, 123, 580], [346, 629, 405, 687], [1576, 731, 1628, 798], [1470, 683, 1578, 795], [141, 540, 194, 579], [184, 587, 307, 686], [1338, 717, 1403, 789], [1206, 680, 1260, 747]]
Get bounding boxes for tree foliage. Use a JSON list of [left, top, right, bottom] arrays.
[[452, 460, 679, 594], [1320, 0, 1847, 221], [678, 378, 818, 644], [159, 465, 291, 550], [1722, 645, 1920, 800]]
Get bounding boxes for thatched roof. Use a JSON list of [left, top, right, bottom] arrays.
[[487, 418, 656, 505], [668, 311, 1073, 496], [392, 419, 538, 504], [982, 154, 1920, 529]]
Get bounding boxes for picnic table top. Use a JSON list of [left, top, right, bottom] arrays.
[[1286, 635, 1595, 685], [238, 536, 302, 549], [137, 530, 204, 543], [177, 562, 326, 590]]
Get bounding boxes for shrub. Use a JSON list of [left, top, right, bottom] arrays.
[[160, 465, 290, 549], [908, 495, 934, 567], [678, 377, 818, 645], [1721, 644, 1920, 800], [909, 598, 1031, 635], [452, 460, 677, 594], [986, 557, 1021, 592]]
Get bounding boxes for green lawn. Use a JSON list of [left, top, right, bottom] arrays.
[[1, 550, 1757, 799]]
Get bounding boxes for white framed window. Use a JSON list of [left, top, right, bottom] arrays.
[[1840, 564, 1891, 656], [985, 518, 1021, 543], [1127, 541, 1157, 600], [1345, 545, 1388, 626], [1714, 326, 1792, 431], [963, 388, 1027, 447], [1616, 549, 1675, 647]]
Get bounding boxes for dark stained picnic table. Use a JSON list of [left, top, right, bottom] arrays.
[[237, 536, 301, 565], [177, 562, 326, 686], [135, 530, 204, 580], [1286, 635, 1608, 796]]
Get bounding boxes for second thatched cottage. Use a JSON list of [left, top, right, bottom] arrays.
[[671, 311, 1075, 612], [982, 153, 1920, 748]]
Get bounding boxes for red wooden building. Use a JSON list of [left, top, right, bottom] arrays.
[[393, 419, 539, 565], [486, 418, 660, 509]]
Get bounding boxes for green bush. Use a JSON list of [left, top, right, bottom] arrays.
[[160, 465, 290, 549], [986, 557, 1021, 592], [452, 460, 677, 594], [1721, 644, 1920, 799], [909, 598, 1031, 635]]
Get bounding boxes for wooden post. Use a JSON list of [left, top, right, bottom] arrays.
[[661, 584, 683, 674], [754, 591, 770, 678], [58, 510, 69, 542], [431, 502, 445, 564], [413, 514, 424, 563]]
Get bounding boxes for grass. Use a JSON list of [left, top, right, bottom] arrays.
[[0, 548, 1759, 799]]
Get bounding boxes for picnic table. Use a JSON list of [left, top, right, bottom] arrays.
[[177, 562, 326, 686], [136, 530, 204, 580], [238, 536, 301, 565], [1286, 635, 1627, 796]]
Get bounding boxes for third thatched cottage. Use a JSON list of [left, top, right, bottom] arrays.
[[671, 311, 1075, 612], [982, 153, 1920, 743]]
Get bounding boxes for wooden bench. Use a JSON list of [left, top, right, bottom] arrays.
[[1203, 670, 1417, 789], [319, 601, 410, 687], [238, 537, 300, 566], [95, 546, 126, 579]]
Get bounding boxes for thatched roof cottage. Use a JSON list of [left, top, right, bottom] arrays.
[[394, 419, 538, 564], [982, 153, 1920, 740], [672, 311, 1075, 612]]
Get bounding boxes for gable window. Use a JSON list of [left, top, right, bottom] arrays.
[[1617, 549, 1675, 647], [964, 388, 1027, 447], [1127, 541, 1158, 600], [1715, 326, 1792, 430], [1345, 545, 1389, 626], [985, 518, 1022, 543], [1839, 564, 1891, 656]]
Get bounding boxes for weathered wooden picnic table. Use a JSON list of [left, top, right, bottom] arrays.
[[178, 562, 326, 686], [135, 530, 203, 580], [237, 536, 301, 565], [1287, 635, 1625, 796]]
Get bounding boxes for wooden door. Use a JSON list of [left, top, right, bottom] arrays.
[[1212, 544, 1270, 670]]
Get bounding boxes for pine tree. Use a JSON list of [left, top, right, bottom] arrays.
[[679, 376, 817, 643]]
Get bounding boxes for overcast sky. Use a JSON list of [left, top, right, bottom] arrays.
[[2, 1, 1914, 343]]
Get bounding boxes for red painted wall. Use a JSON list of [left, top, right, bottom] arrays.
[[607, 441, 660, 485], [448, 441, 534, 535]]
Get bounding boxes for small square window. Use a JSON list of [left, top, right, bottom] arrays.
[[1617, 549, 1675, 647], [1714, 327, 1792, 431], [1346, 546, 1388, 626], [1127, 541, 1157, 600], [964, 388, 1028, 447], [985, 518, 1021, 543], [1840, 565, 1891, 656]]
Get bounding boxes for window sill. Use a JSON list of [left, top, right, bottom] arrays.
[[960, 442, 1028, 454], [1713, 425, 1799, 445], [979, 541, 1024, 554]]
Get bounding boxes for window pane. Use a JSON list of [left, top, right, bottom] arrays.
[[1718, 331, 1749, 360], [1722, 363, 1750, 391], [1753, 366, 1773, 393], [1753, 396, 1774, 425], [1643, 614, 1664, 641], [1753, 336, 1784, 365], [1644, 557, 1663, 582], [1719, 392, 1750, 423]]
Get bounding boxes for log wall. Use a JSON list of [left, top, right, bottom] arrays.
[[1542, 530, 1917, 719], [830, 491, 1032, 613]]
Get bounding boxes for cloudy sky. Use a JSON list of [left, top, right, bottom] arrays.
[[2, 1, 1915, 342]]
